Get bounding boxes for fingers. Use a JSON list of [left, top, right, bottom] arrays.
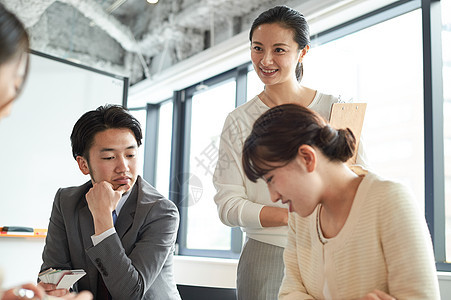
[[115, 183, 130, 194], [372, 290, 396, 300], [37, 282, 69, 298], [74, 291, 93, 300], [37, 282, 55, 292], [360, 290, 396, 300], [60, 291, 93, 300], [45, 288, 69, 297], [85, 182, 118, 212], [3, 283, 45, 300], [19, 283, 45, 299]]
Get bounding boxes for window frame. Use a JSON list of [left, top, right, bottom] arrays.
[[169, 65, 249, 259], [312, 0, 446, 271], [134, 0, 448, 266], [422, 0, 447, 270]]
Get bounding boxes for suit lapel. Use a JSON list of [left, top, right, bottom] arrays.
[[115, 183, 138, 239]]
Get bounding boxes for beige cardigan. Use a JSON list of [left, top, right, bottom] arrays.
[[279, 168, 440, 300]]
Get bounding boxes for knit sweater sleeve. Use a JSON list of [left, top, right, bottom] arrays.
[[279, 215, 314, 300], [212, 113, 264, 229], [378, 181, 440, 299]]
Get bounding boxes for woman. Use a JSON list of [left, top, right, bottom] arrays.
[[213, 5, 365, 299], [0, 3, 29, 120], [0, 4, 92, 300], [242, 103, 440, 299]]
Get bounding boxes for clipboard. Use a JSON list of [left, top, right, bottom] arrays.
[[329, 103, 367, 164]]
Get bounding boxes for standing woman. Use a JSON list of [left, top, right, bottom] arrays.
[[242, 104, 439, 299], [213, 5, 365, 299]]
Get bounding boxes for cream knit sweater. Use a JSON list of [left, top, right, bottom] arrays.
[[279, 168, 440, 300]]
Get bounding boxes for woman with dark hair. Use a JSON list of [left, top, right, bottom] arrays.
[[0, 4, 92, 300], [242, 104, 439, 300], [0, 3, 29, 119], [213, 5, 366, 299]]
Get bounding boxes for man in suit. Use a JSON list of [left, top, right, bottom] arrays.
[[38, 105, 181, 299]]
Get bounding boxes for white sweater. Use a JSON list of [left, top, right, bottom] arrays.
[[280, 168, 440, 299], [213, 92, 360, 247]]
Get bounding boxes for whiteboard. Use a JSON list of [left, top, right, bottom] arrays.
[[0, 51, 127, 229]]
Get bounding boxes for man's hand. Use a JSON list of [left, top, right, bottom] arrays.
[[61, 291, 93, 300], [35, 282, 69, 298], [359, 289, 396, 300], [85, 181, 129, 235], [2, 283, 93, 300]]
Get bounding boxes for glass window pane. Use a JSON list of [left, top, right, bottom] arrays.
[[187, 80, 236, 250], [155, 101, 173, 199], [303, 10, 424, 209], [130, 109, 147, 177], [247, 69, 264, 102], [441, 0, 451, 260]]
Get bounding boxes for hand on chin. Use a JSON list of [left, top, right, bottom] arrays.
[[113, 183, 132, 193]]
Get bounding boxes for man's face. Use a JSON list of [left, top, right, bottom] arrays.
[[77, 128, 139, 192]]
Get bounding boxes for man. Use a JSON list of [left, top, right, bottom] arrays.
[[38, 105, 181, 299]]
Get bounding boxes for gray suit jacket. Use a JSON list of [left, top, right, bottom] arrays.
[[40, 176, 181, 299]]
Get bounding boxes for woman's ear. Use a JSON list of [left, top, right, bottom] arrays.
[[76, 156, 90, 175], [297, 145, 316, 172], [298, 45, 310, 63]]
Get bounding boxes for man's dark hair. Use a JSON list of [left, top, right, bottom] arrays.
[[70, 104, 142, 160]]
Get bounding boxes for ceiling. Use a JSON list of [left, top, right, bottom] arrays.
[[1, 0, 307, 85]]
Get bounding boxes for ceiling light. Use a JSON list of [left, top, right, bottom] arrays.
[[147, 0, 158, 3]]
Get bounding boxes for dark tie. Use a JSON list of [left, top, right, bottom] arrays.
[[97, 276, 111, 300], [112, 210, 117, 225]]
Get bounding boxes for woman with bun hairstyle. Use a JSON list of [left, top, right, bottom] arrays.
[[242, 104, 439, 300], [213, 5, 366, 299]]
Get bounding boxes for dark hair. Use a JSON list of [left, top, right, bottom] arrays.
[[249, 5, 310, 82], [70, 104, 143, 160], [243, 104, 356, 182], [0, 3, 30, 108]]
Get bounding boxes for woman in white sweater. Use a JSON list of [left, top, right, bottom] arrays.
[[242, 103, 440, 300], [213, 6, 367, 299]]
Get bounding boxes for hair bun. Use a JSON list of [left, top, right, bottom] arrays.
[[316, 125, 356, 162]]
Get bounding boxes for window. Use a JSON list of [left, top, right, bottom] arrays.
[[185, 79, 236, 250], [303, 9, 425, 209], [155, 101, 173, 199], [442, 0, 451, 261], [129, 108, 147, 177], [171, 68, 247, 258], [247, 68, 264, 102], [135, 0, 450, 266]]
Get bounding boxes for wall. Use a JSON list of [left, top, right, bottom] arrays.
[[0, 53, 124, 229], [0, 52, 125, 287]]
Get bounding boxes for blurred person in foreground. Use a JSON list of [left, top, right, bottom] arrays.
[[0, 3, 92, 300]]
